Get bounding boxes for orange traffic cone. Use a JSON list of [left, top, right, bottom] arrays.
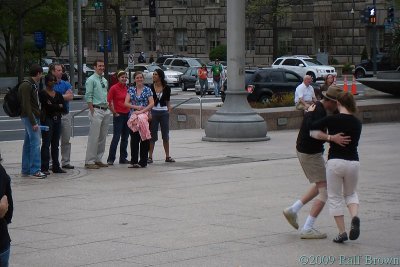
[[351, 75, 358, 95], [343, 75, 348, 92]]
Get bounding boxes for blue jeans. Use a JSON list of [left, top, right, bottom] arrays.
[[41, 116, 62, 171], [199, 79, 208, 96], [0, 245, 10, 267], [213, 78, 221, 96], [150, 110, 169, 142], [21, 117, 41, 175], [107, 113, 129, 163]]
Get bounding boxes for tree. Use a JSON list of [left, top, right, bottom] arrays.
[[25, 0, 68, 58], [0, 0, 47, 80], [209, 45, 227, 61], [246, 0, 302, 60]]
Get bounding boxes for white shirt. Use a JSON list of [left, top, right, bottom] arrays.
[[294, 83, 315, 104]]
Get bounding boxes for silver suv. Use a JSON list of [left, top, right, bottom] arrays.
[[271, 55, 336, 82], [163, 57, 203, 73]]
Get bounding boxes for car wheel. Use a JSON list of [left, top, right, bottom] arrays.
[[259, 94, 272, 104], [355, 69, 365, 79], [195, 91, 201, 95], [307, 72, 317, 82], [181, 82, 187, 91]]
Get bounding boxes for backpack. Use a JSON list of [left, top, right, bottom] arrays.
[[3, 80, 33, 117]]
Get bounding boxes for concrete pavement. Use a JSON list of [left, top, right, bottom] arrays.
[[1, 123, 400, 267]]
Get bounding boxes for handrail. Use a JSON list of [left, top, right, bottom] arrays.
[[171, 97, 203, 129], [71, 105, 89, 137]]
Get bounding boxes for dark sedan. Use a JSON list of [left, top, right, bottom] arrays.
[[179, 66, 201, 91], [222, 68, 319, 103]]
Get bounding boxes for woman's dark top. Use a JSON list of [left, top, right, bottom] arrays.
[[39, 90, 66, 121], [150, 84, 171, 107], [296, 101, 327, 154], [310, 113, 362, 161], [0, 164, 13, 253]]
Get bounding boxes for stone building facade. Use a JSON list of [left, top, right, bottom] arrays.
[[80, 0, 392, 68]]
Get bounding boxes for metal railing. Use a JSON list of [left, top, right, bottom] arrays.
[[71, 105, 89, 137], [171, 96, 203, 129], [70, 97, 204, 136]]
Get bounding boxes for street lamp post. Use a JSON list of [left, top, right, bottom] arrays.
[[351, 0, 355, 66], [103, 0, 109, 82]]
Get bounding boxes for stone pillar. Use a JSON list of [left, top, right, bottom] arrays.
[[203, 0, 268, 142]]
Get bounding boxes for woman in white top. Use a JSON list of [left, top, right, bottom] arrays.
[[148, 69, 175, 163]]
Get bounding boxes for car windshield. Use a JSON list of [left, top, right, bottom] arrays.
[[303, 58, 323, 66]]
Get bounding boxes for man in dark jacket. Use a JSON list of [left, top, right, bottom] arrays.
[[0, 164, 13, 267], [18, 64, 46, 178]]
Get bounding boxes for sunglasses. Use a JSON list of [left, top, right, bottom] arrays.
[[100, 80, 105, 88]]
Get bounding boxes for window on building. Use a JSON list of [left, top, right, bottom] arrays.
[[144, 29, 157, 52], [278, 29, 292, 56], [315, 27, 332, 53], [245, 29, 256, 51], [175, 29, 188, 52], [175, 0, 187, 6], [207, 29, 220, 51], [206, 0, 220, 6]]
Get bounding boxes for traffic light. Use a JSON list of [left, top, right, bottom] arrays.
[[149, 0, 156, 17], [130, 16, 139, 35], [123, 40, 130, 53], [388, 7, 395, 24], [369, 7, 377, 24]]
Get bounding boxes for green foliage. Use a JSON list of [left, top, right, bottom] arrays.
[[390, 24, 400, 65], [342, 63, 353, 74], [361, 46, 368, 61], [329, 57, 339, 65], [25, 0, 68, 57], [209, 45, 227, 61], [250, 92, 295, 108]]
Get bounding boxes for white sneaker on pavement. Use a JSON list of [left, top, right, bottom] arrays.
[[300, 228, 327, 239], [283, 207, 299, 230]]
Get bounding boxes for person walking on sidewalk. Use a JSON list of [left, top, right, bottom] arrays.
[[50, 63, 75, 170], [84, 59, 111, 169], [125, 71, 154, 168], [211, 59, 223, 97], [148, 69, 175, 164], [308, 91, 362, 243], [106, 70, 130, 165], [18, 64, 47, 178], [283, 85, 350, 239], [198, 64, 208, 97], [0, 163, 13, 267], [39, 74, 67, 175]]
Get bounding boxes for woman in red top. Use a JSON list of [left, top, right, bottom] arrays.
[[198, 64, 208, 97], [106, 71, 130, 165]]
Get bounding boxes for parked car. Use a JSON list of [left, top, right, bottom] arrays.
[[221, 68, 319, 103], [155, 54, 177, 67], [162, 57, 203, 73], [353, 54, 400, 78], [271, 55, 336, 82], [125, 63, 182, 87]]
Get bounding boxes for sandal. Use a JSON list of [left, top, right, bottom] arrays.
[[165, 157, 175, 163], [147, 157, 153, 164]]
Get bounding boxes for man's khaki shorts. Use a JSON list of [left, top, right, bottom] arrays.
[[296, 150, 326, 183]]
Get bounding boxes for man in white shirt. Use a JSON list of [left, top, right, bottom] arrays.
[[295, 75, 317, 110]]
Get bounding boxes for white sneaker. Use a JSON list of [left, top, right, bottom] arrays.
[[300, 228, 327, 239], [283, 207, 299, 230]]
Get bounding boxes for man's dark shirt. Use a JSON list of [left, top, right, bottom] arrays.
[[296, 101, 327, 154], [0, 164, 13, 253]]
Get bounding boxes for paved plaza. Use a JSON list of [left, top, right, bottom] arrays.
[[1, 122, 400, 266]]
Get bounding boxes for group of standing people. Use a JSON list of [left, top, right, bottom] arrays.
[[18, 63, 74, 179], [84, 59, 174, 170], [285, 82, 362, 243]]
